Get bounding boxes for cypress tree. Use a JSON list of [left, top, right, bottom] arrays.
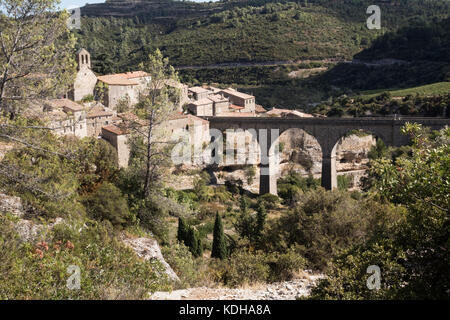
[[255, 202, 267, 242], [195, 237, 203, 258], [211, 212, 227, 259], [186, 227, 198, 256], [177, 217, 187, 244]]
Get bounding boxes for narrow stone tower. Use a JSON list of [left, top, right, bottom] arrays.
[[71, 48, 97, 101]]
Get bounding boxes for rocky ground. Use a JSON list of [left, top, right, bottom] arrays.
[[150, 272, 324, 300]]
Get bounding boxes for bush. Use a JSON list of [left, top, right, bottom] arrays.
[[83, 182, 131, 227], [267, 247, 307, 282], [218, 249, 270, 287], [258, 193, 280, 210], [0, 216, 171, 299], [134, 196, 169, 244], [265, 189, 403, 271], [161, 243, 200, 288]]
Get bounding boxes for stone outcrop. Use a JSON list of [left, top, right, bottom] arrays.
[[0, 193, 24, 218], [122, 236, 180, 282]]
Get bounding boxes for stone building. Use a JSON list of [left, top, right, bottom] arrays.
[[186, 86, 257, 116], [25, 99, 88, 138], [97, 71, 150, 110], [99, 111, 211, 168], [101, 125, 130, 168], [219, 88, 256, 113], [70, 49, 97, 102], [85, 102, 117, 137]]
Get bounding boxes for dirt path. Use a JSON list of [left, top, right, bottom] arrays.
[[149, 273, 324, 300]]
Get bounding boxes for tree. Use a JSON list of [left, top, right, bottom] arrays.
[[83, 182, 130, 227], [177, 217, 188, 244], [312, 124, 450, 299], [0, 0, 76, 116], [211, 212, 227, 259], [255, 202, 267, 242], [235, 195, 255, 241], [127, 49, 180, 198]]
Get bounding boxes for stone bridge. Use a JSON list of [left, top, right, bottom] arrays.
[[203, 116, 450, 195]]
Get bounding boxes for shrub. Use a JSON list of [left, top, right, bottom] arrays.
[[0, 216, 171, 299], [83, 182, 131, 227], [162, 243, 200, 288], [267, 247, 307, 282], [219, 249, 270, 287], [265, 189, 403, 271], [258, 193, 280, 210]]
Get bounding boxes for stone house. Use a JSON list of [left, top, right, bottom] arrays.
[[97, 71, 150, 110], [25, 99, 88, 138], [85, 102, 117, 137], [187, 86, 257, 116], [219, 88, 256, 113], [101, 125, 130, 168], [70, 49, 97, 102], [99, 111, 211, 168]]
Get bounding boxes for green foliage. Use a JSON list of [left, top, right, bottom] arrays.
[[214, 245, 306, 287], [133, 196, 170, 244], [277, 172, 319, 203], [258, 193, 280, 210], [337, 175, 352, 190], [83, 182, 131, 227], [177, 217, 188, 244], [266, 188, 404, 271], [177, 217, 203, 258], [211, 213, 227, 260], [313, 125, 450, 299], [0, 216, 171, 299], [312, 92, 450, 117], [216, 249, 270, 287], [161, 243, 202, 288]]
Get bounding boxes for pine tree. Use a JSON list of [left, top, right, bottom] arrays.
[[211, 212, 227, 260], [177, 217, 188, 244]]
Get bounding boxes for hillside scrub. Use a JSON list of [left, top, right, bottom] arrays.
[[310, 124, 450, 299]]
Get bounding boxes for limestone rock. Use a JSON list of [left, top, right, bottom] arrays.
[[0, 193, 24, 217], [122, 237, 180, 282]]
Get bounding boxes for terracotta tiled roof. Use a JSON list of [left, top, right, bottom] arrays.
[[214, 112, 256, 117], [255, 104, 267, 113], [87, 104, 114, 118], [220, 88, 254, 100], [208, 94, 228, 103], [114, 71, 149, 79], [102, 124, 127, 135], [188, 86, 210, 94], [46, 99, 84, 112], [168, 112, 209, 124], [117, 112, 148, 126], [97, 74, 139, 86], [229, 104, 244, 110], [189, 98, 213, 106]]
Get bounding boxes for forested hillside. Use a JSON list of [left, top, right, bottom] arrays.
[[76, 0, 450, 72]]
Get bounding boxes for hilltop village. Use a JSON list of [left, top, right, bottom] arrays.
[[28, 49, 316, 168]]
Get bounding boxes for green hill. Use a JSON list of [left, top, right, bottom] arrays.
[[76, 0, 450, 72]]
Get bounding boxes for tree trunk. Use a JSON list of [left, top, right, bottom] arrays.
[[143, 110, 155, 197]]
